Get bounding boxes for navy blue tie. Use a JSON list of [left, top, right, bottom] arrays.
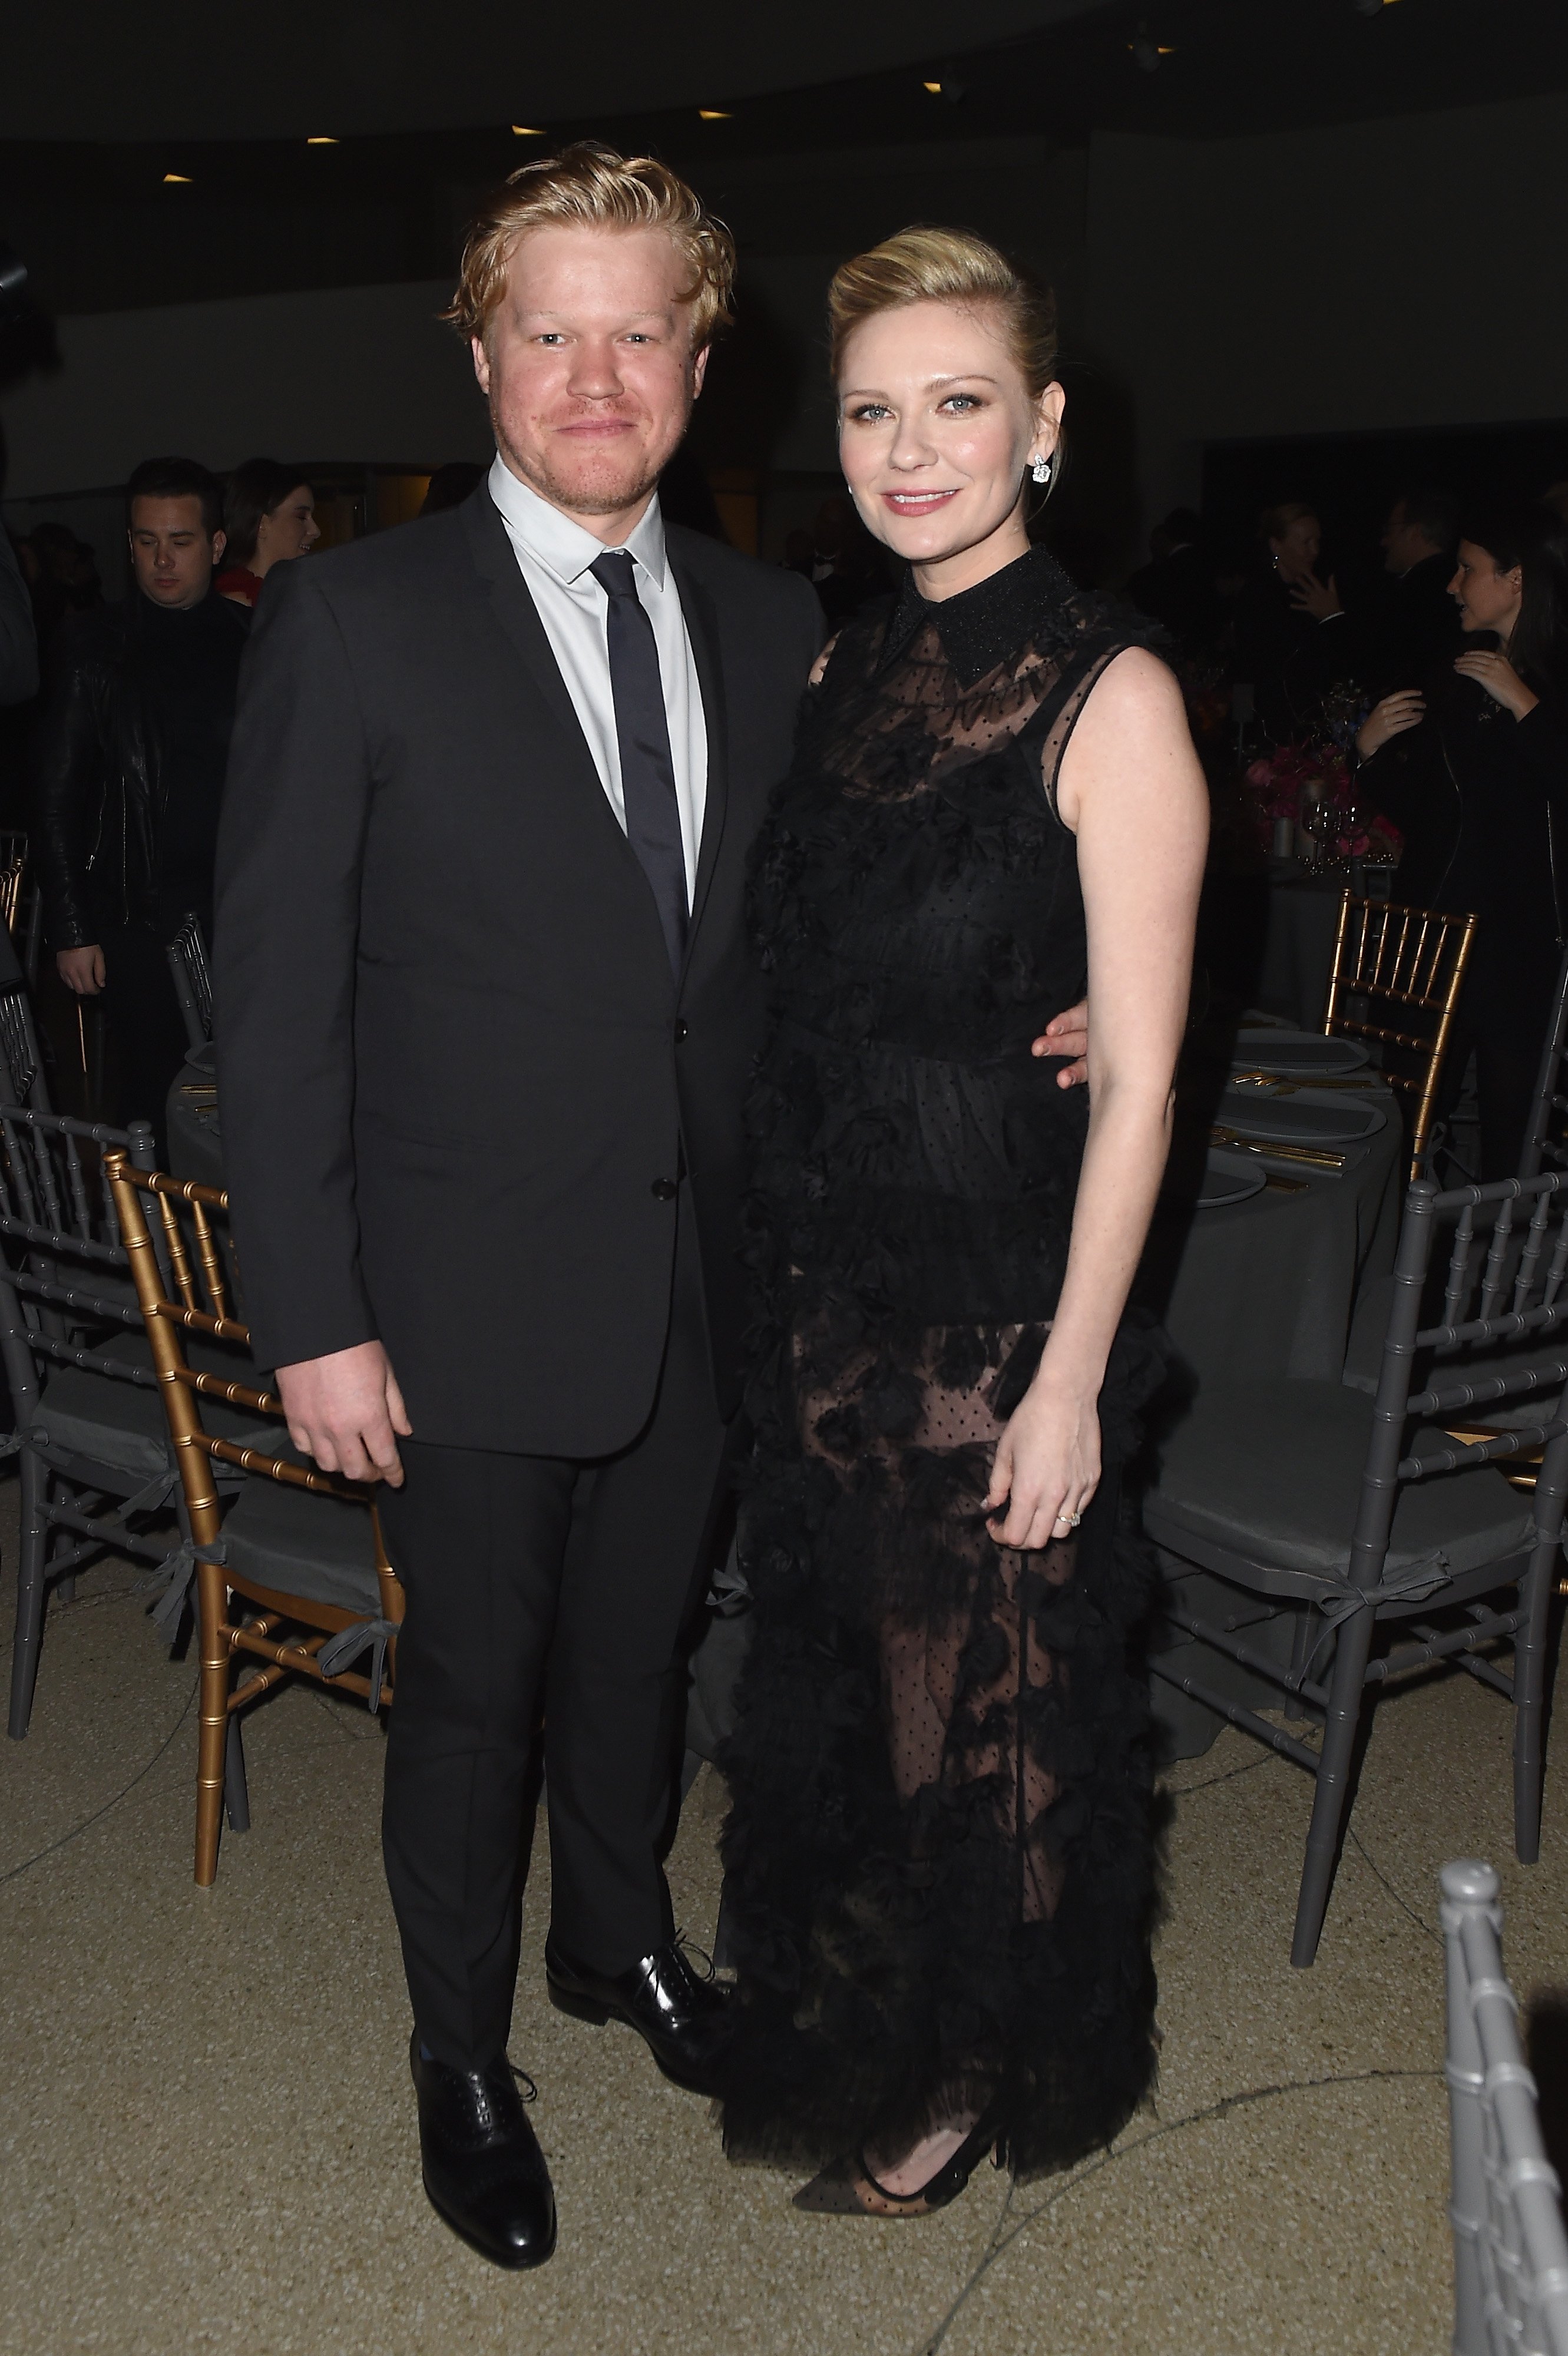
[[590, 550, 687, 977]]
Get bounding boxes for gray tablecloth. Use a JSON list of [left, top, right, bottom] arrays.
[[167, 1057, 223, 1190], [1147, 1086, 1404, 1395], [1251, 866, 1345, 1030]]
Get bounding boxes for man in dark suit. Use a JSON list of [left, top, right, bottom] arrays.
[[1367, 487, 1461, 697], [214, 144, 821, 2271]]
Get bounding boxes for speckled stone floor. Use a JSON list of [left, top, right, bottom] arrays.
[[2, 1472, 1564, 2356]]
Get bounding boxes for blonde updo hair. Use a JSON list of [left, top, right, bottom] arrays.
[[827, 226, 1060, 405]]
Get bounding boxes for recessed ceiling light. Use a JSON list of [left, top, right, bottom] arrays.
[[924, 80, 942, 93], [511, 125, 545, 135], [307, 135, 338, 145], [163, 173, 192, 184], [697, 109, 731, 121]]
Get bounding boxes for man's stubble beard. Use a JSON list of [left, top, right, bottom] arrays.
[[494, 390, 694, 524]]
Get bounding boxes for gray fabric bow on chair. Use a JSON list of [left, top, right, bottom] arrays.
[[315, 1617, 398, 1711]]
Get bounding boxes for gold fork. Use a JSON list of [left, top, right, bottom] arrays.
[[1210, 1124, 1346, 1172]]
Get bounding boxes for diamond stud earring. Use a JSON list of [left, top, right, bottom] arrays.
[[1030, 454, 1053, 486]]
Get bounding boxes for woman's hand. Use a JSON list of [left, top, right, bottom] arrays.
[[1286, 567, 1344, 622], [1031, 998, 1089, 1087], [984, 1371, 1101, 1551], [1356, 691, 1425, 760], [1453, 648, 1539, 720]]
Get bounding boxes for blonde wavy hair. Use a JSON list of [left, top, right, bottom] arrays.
[[445, 141, 736, 350], [827, 226, 1060, 401]]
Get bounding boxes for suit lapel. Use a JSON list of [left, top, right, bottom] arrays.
[[460, 488, 638, 865], [669, 541, 729, 965]]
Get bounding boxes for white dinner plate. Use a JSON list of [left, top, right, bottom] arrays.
[[1195, 1148, 1267, 1209], [1218, 1086, 1387, 1147], [1232, 1027, 1369, 1077]]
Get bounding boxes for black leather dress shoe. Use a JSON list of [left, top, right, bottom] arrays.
[[544, 1935, 732, 2096], [409, 2032, 557, 2269]]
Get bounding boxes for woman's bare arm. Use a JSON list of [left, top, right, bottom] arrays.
[[987, 646, 1208, 1549]]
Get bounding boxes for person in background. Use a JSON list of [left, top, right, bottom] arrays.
[[1231, 499, 1354, 743], [419, 461, 487, 516], [216, 459, 319, 607], [1126, 505, 1220, 656], [1367, 486, 1461, 695], [23, 522, 102, 650], [0, 527, 37, 707], [33, 455, 248, 1141], [1357, 501, 1568, 1175]]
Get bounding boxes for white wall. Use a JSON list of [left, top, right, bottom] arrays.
[[0, 280, 491, 500], [1086, 92, 1568, 541]]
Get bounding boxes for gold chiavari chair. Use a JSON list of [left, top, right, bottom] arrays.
[[0, 832, 28, 940], [104, 1153, 402, 1886], [1323, 890, 1477, 1182]]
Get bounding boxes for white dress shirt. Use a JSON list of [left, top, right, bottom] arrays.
[[487, 454, 707, 904]]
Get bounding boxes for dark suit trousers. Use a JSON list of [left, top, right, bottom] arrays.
[[378, 1189, 727, 2071]]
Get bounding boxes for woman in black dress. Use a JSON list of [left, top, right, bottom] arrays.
[[718, 230, 1208, 2215]]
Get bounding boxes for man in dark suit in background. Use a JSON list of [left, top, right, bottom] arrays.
[[214, 145, 821, 2272], [1368, 486, 1461, 696]]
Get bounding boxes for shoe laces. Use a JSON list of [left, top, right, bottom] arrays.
[[673, 1928, 716, 1983], [507, 2063, 538, 2102]]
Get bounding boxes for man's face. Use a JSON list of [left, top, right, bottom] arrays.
[[1381, 501, 1434, 577], [128, 495, 223, 609], [472, 223, 707, 537]]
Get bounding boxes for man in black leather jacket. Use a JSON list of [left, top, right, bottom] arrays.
[[32, 455, 247, 1134]]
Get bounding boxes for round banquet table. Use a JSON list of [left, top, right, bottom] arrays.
[[167, 1050, 223, 1192], [1146, 1078, 1404, 1395]]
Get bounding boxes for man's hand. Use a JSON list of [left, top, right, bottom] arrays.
[[1031, 998, 1089, 1088], [275, 1339, 412, 1485], [57, 945, 105, 995]]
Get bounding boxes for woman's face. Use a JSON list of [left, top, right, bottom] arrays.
[[254, 484, 319, 573], [1269, 514, 1320, 577], [1450, 540, 1524, 638], [836, 300, 1061, 577]]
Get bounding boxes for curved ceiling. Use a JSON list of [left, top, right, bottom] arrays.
[[2, 0, 1113, 141]]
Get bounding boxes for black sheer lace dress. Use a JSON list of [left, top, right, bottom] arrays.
[[718, 544, 1165, 2183]]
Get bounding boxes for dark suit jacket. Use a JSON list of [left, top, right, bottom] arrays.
[[214, 486, 822, 1454]]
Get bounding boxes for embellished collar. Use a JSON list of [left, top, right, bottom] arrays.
[[881, 543, 1079, 687]]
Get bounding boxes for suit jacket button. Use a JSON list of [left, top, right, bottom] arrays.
[[651, 1177, 678, 1201], [674, 1018, 689, 1043]]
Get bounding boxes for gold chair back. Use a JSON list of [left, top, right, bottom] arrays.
[[0, 834, 26, 940], [103, 1153, 402, 1886], [1323, 891, 1477, 1182]]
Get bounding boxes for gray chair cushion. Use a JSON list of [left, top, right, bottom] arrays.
[[1148, 1378, 1537, 1579], [27, 1331, 277, 1479], [220, 1471, 383, 1618]]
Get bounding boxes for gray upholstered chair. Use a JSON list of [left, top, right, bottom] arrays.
[[1520, 943, 1568, 1183], [105, 1153, 401, 1885], [1149, 1169, 1568, 1966], [165, 911, 214, 1054], [1, 1103, 279, 1737]]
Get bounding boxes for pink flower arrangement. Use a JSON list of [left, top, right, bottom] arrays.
[[1242, 744, 1402, 865]]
